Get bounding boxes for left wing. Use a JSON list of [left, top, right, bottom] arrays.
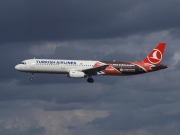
[[81, 64, 109, 75]]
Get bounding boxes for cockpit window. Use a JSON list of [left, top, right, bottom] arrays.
[[21, 62, 26, 65]]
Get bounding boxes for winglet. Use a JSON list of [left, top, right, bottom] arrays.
[[142, 42, 166, 64]]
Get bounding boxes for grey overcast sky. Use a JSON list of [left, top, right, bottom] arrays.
[[0, 0, 180, 135]]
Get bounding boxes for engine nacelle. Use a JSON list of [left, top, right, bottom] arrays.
[[67, 71, 87, 78]]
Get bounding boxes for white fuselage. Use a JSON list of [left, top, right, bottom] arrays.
[[15, 59, 99, 74]]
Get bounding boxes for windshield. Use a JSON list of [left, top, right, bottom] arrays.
[[20, 62, 26, 65]]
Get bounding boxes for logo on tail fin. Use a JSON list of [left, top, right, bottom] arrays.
[[142, 43, 166, 64], [148, 49, 162, 64]]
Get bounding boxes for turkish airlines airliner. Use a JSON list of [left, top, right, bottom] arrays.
[[15, 43, 167, 83]]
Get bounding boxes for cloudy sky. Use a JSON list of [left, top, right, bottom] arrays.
[[0, 0, 180, 135]]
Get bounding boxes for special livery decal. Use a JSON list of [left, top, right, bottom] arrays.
[[94, 43, 167, 76], [100, 62, 146, 75], [97, 61, 167, 76]]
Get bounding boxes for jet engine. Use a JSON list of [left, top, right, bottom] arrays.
[[67, 71, 87, 78]]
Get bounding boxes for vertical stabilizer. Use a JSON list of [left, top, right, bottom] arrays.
[[142, 43, 166, 64]]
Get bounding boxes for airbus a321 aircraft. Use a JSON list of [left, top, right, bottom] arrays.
[[15, 43, 167, 83]]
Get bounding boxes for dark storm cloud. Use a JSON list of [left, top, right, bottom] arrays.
[[0, 43, 32, 81], [1, 0, 180, 44], [170, 28, 180, 37], [0, 127, 45, 135], [91, 111, 180, 131], [0, 81, 110, 104]]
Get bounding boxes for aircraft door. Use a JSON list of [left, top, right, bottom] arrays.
[[29, 61, 36, 71], [60, 62, 66, 71]]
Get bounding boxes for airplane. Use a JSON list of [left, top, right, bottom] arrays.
[[15, 43, 167, 83]]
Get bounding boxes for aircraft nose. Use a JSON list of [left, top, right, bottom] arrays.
[[15, 65, 20, 70]]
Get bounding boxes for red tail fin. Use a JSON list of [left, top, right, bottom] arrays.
[[142, 43, 166, 64]]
